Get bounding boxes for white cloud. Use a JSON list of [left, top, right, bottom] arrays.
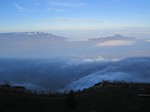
[[122, 11, 147, 18], [51, 18, 101, 24], [82, 56, 120, 62], [146, 40, 150, 42], [82, 56, 107, 62], [13, 3, 25, 12], [95, 40, 135, 46], [49, 2, 86, 7], [47, 8, 65, 12]]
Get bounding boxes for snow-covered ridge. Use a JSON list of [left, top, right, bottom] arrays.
[[0, 32, 67, 40]]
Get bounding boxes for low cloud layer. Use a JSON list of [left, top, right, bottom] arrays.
[[66, 57, 150, 90], [0, 57, 150, 92], [95, 40, 135, 46]]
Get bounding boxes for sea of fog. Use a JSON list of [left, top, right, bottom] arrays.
[[0, 33, 150, 92], [0, 57, 150, 92]]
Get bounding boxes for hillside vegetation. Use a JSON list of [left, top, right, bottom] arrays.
[[0, 81, 150, 112]]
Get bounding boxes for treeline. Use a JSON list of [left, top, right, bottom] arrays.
[[0, 80, 150, 96]]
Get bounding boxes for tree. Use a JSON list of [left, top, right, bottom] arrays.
[[65, 90, 76, 109]]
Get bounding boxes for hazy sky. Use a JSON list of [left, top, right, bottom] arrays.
[[0, 0, 150, 40]]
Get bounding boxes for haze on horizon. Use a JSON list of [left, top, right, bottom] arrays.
[[0, 0, 150, 40]]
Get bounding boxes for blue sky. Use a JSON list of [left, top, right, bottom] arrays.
[[0, 0, 150, 40]]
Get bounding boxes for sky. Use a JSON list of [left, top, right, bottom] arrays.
[[0, 0, 150, 40]]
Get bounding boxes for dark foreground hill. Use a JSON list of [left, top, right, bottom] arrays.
[[0, 82, 150, 112]]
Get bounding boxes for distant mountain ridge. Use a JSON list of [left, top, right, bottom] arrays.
[[0, 32, 67, 41], [89, 34, 135, 41]]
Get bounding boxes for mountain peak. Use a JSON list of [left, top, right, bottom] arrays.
[[113, 34, 124, 38], [89, 34, 135, 41]]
